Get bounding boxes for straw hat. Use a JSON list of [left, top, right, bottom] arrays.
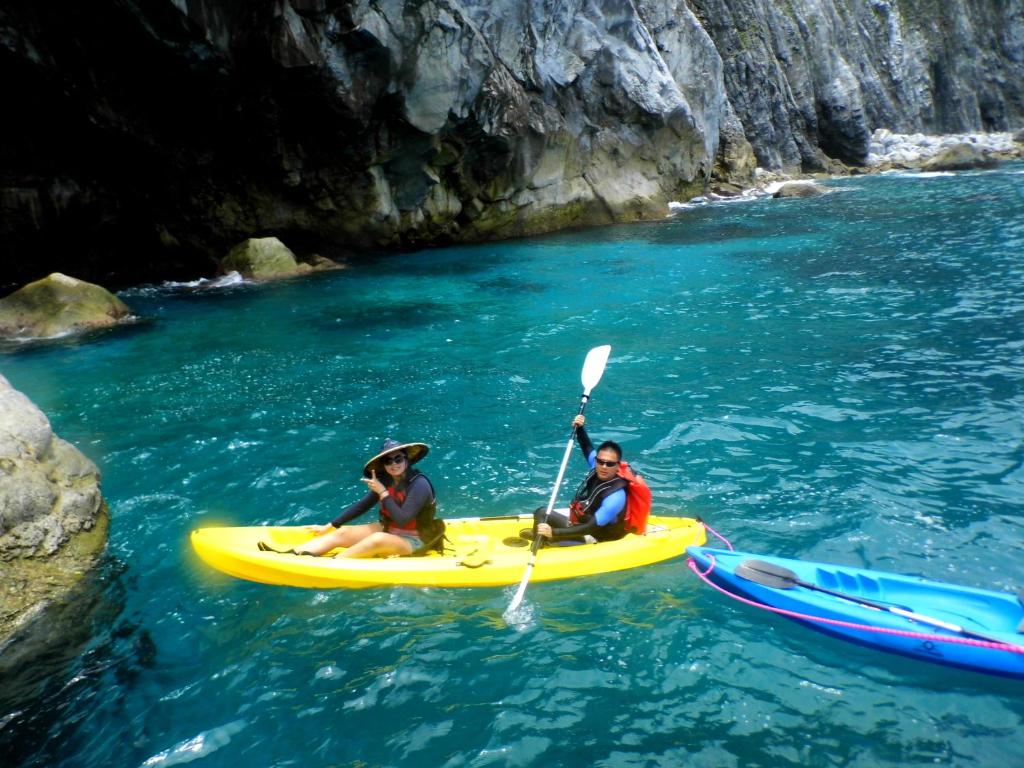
[[363, 438, 429, 477]]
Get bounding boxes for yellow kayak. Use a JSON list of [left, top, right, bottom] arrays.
[[190, 515, 706, 589]]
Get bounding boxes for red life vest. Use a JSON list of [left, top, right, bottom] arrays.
[[379, 471, 436, 535], [618, 462, 652, 535]]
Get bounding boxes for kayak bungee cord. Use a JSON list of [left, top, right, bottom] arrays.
[[697, 518, 734, 550], [687, 555, 1024, 654]]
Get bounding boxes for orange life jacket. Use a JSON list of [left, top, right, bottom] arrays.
[[618, 462, 652, 535]]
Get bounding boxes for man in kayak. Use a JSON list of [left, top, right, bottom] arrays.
[[532, 414, 629, 544], [258, 438, 440, 558]]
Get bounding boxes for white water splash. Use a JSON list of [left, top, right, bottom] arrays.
[[140, 719, 246, 767], [121, 271, 246, 298], [502, 590, 537, 630]]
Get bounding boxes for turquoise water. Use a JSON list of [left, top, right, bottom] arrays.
[[3, 166, 1024, 766]]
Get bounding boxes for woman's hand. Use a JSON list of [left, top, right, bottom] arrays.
[[572, 414, 585, 428], [362, 469, 386, 496], [537, 523, 553, 539]]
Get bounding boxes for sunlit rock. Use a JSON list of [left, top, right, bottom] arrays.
[[220, 237, 342, 281], [0, 273, 133, 340]]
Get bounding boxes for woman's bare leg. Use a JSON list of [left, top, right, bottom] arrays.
[[296, 523, 382, 555], [336, 531, 414, 559]]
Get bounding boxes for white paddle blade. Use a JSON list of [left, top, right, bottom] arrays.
[[506, 567, 532, 614], [581, 345, 611, 394]]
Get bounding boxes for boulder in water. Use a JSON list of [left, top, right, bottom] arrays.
[[220, 237, 343, 281], [773, 182, 826, 199], [0, 273, 133, 340], [921, 143, 1000, 172]]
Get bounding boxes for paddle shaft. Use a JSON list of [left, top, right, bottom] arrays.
[[540, 401, 590, 533], [805, 580, 1022, 647], [506, 345, 611, 616], [506, 397, 589, 612], [739, 560, 1022, 648]]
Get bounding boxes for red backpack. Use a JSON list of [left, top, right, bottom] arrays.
[[618, 462, 652, 535]]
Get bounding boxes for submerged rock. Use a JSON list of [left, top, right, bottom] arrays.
[[0, 374, 109, 651], [220, 237, 342, 281], [0, 273, 133, 340]]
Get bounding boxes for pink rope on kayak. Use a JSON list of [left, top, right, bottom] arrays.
[[687, 555, 1024, 654], [700, 519, 733, 550]]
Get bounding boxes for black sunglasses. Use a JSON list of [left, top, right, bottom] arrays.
[[382, 453, 407, 465], [595, 458, 618, 468]]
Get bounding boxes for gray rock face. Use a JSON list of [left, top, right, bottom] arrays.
[[0, 374, 108, 647], [1, 1, 1023, 284], [690, 0, 1024, 171]]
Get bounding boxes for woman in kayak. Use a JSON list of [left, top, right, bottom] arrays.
[[258, 438, 438, 558], [532, 414, 629, 544]]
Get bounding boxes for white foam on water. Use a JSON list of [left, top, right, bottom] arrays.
[[122, 271, 247, 298], [139, 719, 247, 767]]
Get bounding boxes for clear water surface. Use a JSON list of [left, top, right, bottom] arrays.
[[2, 166, 1023, 767]]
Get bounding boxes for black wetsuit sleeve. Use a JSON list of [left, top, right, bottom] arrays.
[[547, 515, 600, 541], [380, 475, 434, 527], [330, 491, 378, 528], [576, 425, 595, 463]]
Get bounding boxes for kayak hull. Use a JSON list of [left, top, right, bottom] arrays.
[[687, 547, 1024, 679], [191, 515, 705, 589]]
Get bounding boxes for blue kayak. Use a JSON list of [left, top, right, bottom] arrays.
[[686, 546, 1024, 679]]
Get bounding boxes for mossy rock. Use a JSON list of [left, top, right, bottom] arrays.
[[221, 237, 341, 281], [0, 273, 132, 340], [715, 133, 758, 188]]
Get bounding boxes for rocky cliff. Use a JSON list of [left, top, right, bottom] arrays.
[[689, 0, 1024, 171], [2, 0, 1022, 288]]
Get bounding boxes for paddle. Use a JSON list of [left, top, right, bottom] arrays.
[[736, 559, 1023, 648], [504, 345, 612, 616]]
